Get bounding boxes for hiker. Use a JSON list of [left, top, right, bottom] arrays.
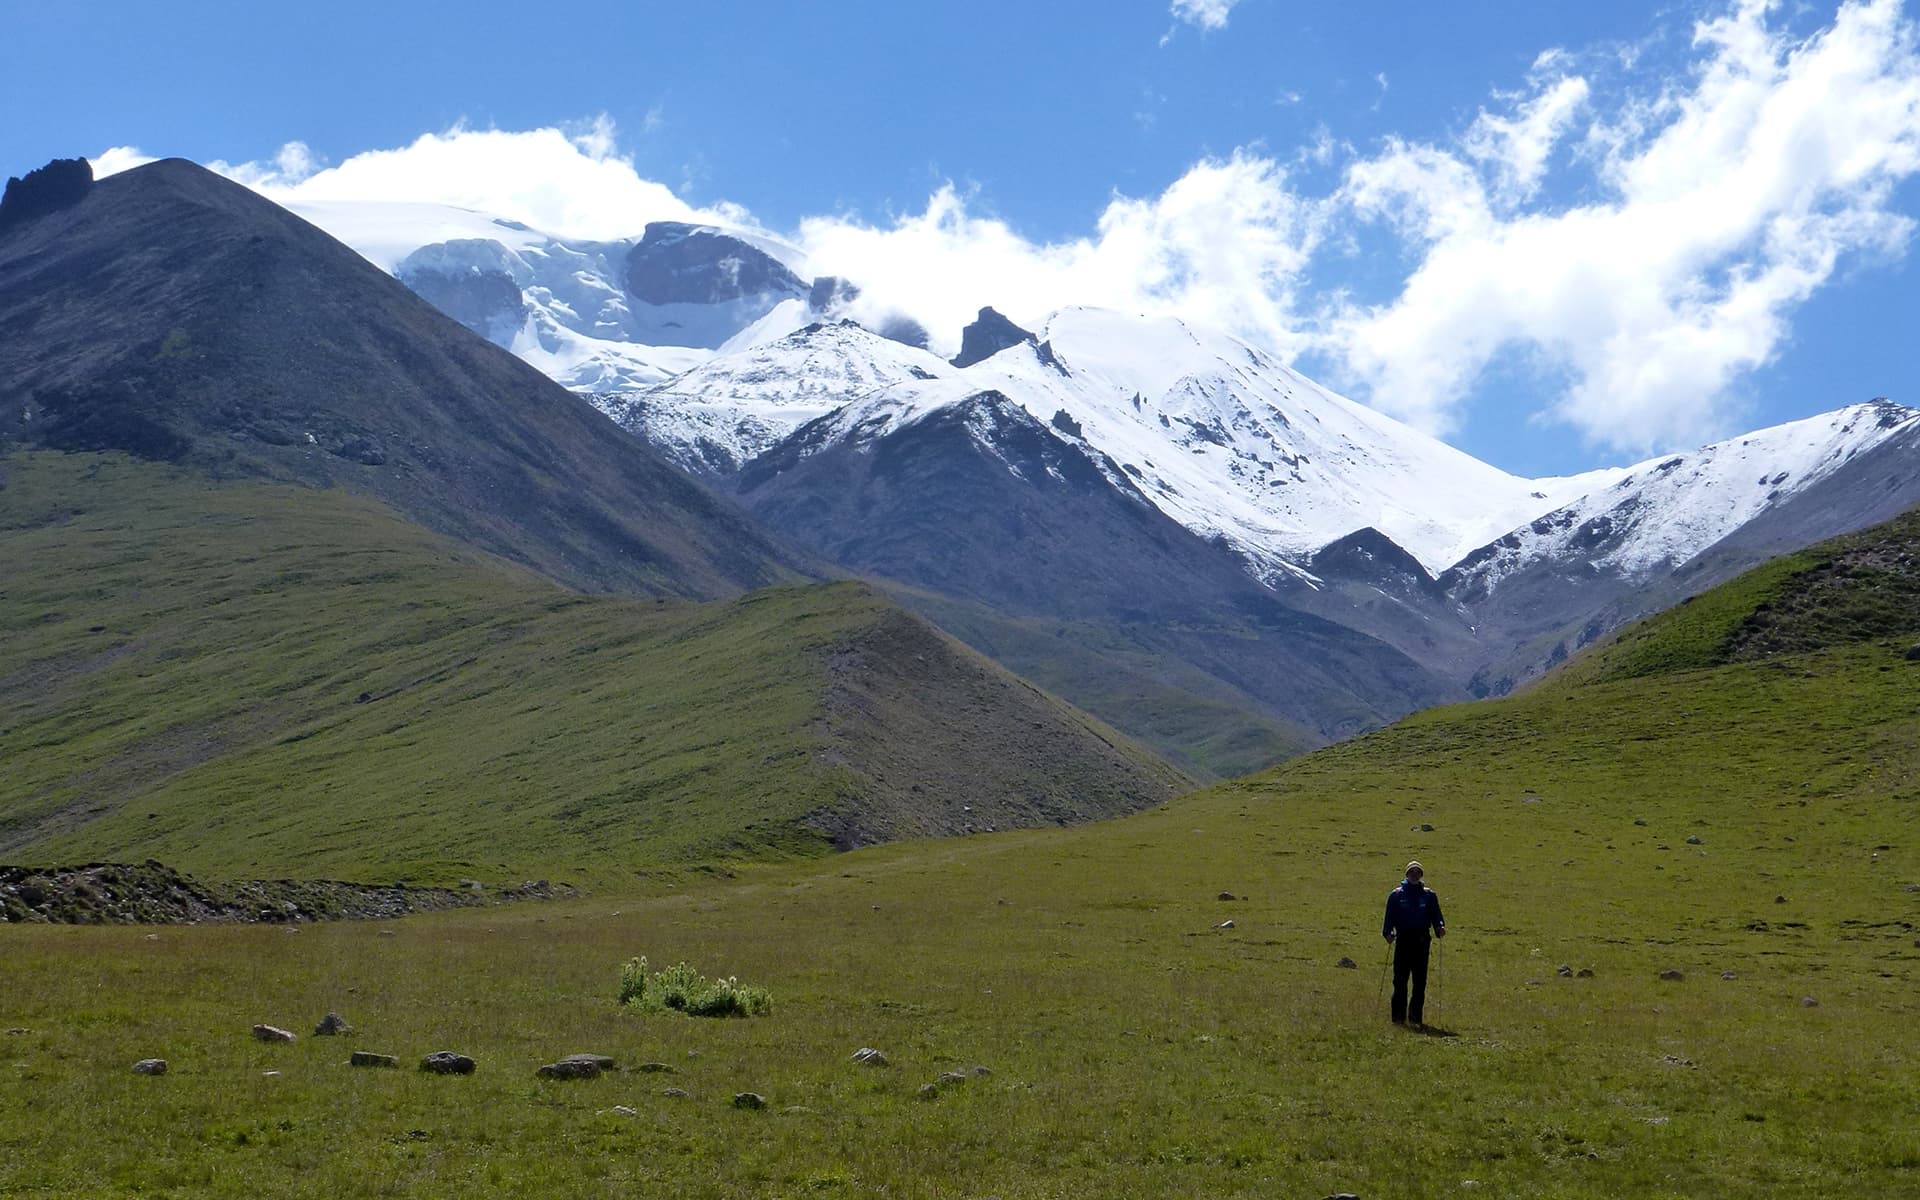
[[1383, 860, 1446, 1025]]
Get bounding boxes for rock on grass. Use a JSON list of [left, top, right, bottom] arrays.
[[420, 1051, 476, 1075]]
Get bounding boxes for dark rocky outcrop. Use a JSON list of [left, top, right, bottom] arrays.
[[949, 306, 1036, 368], [0, 158, 93, 235], [625, 222, 805, 307], [0, 861, 573, 925]]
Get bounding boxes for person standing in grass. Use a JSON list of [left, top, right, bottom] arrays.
[[1383, 860, 1446, 1026]]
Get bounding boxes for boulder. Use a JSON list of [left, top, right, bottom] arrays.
[[558, 1053, 616, 1071], [420, 1051, 476, 1075], [537, 1059, 601, 1080]]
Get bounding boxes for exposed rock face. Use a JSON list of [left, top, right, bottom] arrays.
[[0, 158, 93, 234], [396, 258, 526, 345], [949, 306, 1036, 368], [625, 222, 805, 308]]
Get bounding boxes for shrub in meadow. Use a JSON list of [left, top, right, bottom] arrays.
[[618, 956, 772, 1017]]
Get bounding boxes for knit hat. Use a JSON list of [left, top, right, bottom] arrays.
[[1405, 861, 1424, 875]]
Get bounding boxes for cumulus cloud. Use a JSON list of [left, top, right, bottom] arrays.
[[795, 152, 1321, 356], [1327, 0, 1920, 451], [100, 119, 739, 243]]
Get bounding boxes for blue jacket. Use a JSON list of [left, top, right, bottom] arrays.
[[1383, 880, 1445, 940]]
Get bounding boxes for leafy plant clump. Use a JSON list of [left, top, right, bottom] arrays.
[[618, 956, 772, 1017]]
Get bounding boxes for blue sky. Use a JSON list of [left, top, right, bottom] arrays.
[[6, 0, 1919, 477]]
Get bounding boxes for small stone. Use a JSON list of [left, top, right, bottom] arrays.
[[1576, 968, 1594, 978], [252, 1024, 296, 1043], [1685, 835, 1703, 845], [1801, 996, 1819, 1007], [1420, 823, 1435, 832], [4, 1029, 28, 1037], [261, 1070, 281, 1078], [938, 1070, 969, 1085], [1336, 956, 1358, 969], [379, 930, 397, 937], [1214, 919, 1235, 930], [314, 1012, 351, 1036], [144, 934, 160, 941], [662, 1087, 691, 1099], [601, 1105, 638, 1117], [781, 1105, 815, 1115], [1659, 969, 1685, 981], [537, 1059, 600, 1080], [732, 1091, 767, 1110], [1905, 643, 1920, 661], [1775, 895, 1787, 904], [349, 1051, 399, 1068], [852, 1047, 889, 1067], [1557, 963, 1573, 977], [1721, 970, 1739, 980], [917, 1083, 940, 1101], [419, 1051, 476, 1075], [132, 1058, 168, 1075], [969, 1065, 992, 1077], [1633, 818, 1647, 826], [635, 1061, 674, 1073], [1216, 892, 1237, 901]]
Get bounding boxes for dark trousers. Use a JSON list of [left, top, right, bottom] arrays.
[[1391, 935, 1431, 1024]]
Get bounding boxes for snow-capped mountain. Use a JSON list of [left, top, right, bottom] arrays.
[[284, 199, 844, 391], [593, 320, 952, 475], [615, 305, 1611, 584], [1446, 401, 1920, 600]]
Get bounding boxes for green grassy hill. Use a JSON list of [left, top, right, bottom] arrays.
[[1, 503, 1914, 1195], [0, 452, 1188, 885]]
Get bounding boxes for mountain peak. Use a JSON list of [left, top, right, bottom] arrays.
[[951, 306, 1037, 368]]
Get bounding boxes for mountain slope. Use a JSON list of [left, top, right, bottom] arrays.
[[0, 158, 807, 600], [731, 387, 1459, 765], [0, 452, 1189, 883], [1442, 401, 1920, 692]]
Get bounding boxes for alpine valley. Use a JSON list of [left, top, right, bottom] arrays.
[[295, 193, 1920, 776]]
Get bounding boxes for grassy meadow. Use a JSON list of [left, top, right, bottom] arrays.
[[0, 453, 1183, 884], [4, 620, 1916, 1197]]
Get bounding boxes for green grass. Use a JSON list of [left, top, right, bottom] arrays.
[[0, 452, 1184, 885], [2, 626, 1914, 1196], [3, 466, 1916, 1197]]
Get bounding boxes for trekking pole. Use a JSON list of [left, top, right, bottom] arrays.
[[1435, 937, 1445, 1029], [1376, 940, 1392, 1010]]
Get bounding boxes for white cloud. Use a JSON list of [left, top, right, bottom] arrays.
[[1327, 0, 1920, 452], [1169, 0, 1243, 32], [795, 152, 1321, 356]]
